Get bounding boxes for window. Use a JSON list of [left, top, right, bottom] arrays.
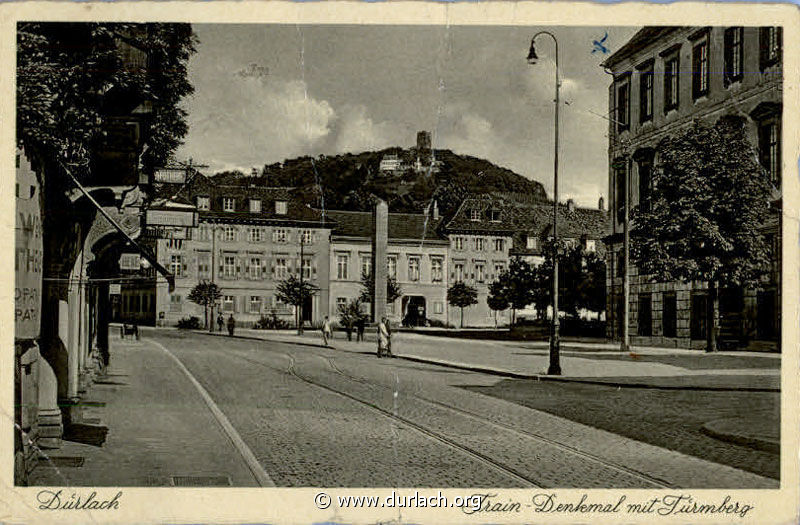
[[223, 256, 236, 278], [275, 257, 287, 279], [474, 262, 485, 283], [387, 255, 397, 279], [637, 155, 653, 213], [494, 262, 505, 277], [758, 119, 781, 184], [616, 251, 625, 278], [760, 27, 782, 69], [249, 199, 261, 213], [474, 238, 485, 251], [454, 237, 464, 250], [361, 255, 372, 279], [197, 224, 211, 242], [275, 201, 288, 215], [663, 52, 680, 112], [494, 238, 505, 252], [196, 196, 210, 210], [585, 240, 596, 253], [408, 256, 420, 282], [273, 229, 287, 243], [431, 258, 443, 282], [454, 262, 464, 282], [616, 74, 630, 132], [692, 36, 709, 99], [249, 228, 262, 243], [223, 197, 236, 212], [724, 27, 744, 85], [167, 239, 183, 250], [526, 236, 537, 250], [337, 254, 349, 280], [198, 254, 211, 278], [250, 296, 261, 313], [302, 257, 312, 279], [170, 255, 184, 278], [638, 293, 652, 337], [489, 209, 501, 222], [433, 302, 443, 314], [223, 295, 235, 313], [224, 226, 237, 242], [336, 297, 347, 311], [614, 162, 627, 224], [169, 294, 182, 313], [249, 257, 261, 280], [638, 62, 654, 123], [470, 208, 481, 221], [300, 230, 313, 244]]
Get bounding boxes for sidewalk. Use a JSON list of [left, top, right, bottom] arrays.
[[212, 327, 780, 391], [27, 337, 259, 487]]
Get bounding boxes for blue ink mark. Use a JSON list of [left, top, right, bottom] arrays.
[[592, 32, 609, 55]]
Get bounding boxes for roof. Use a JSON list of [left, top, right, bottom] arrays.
[[443, 195, 518, 233], [601, 26, 681, 70], [325, 210, 448, 243]]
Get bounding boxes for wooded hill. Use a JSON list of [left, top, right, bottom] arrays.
[[210, 147, 548, 219]]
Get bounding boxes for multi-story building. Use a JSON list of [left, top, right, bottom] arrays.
[[154, 174, 333, 327], [602, 26, 782, 349], [326, 206, 449, 326], [443, 196, 515, 327]]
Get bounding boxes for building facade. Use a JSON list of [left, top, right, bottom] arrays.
[[154, 175, 332, 328], [603, 26, 782, 349]]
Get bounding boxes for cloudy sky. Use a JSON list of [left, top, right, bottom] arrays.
[[176, 25, 639, 208]]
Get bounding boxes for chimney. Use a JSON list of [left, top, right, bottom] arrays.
[[598, 196, 605, 211], [566, 199, 575, 212]]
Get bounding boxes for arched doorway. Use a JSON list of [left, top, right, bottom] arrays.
[[401, 296, 427, 327]]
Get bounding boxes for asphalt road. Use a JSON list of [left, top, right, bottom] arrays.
[[144, 329, 776, 489]]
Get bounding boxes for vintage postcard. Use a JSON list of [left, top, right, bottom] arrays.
[[2, 1, 798, 524]]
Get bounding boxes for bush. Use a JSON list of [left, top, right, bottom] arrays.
[[253, 312, 290, 330], [425, 318, 453, 328], [177, 316, 201, 330]]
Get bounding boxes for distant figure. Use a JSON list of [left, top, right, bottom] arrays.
[[322, 315, 333, 346], [217, 314, 224, 332], [385, 317, 393, 357], [227, 315, 236, 337], [356, 317, 366, 342], [377, 317, 390, 358]]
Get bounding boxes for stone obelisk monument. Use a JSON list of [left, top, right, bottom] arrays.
[[372, 199, 388, 322]]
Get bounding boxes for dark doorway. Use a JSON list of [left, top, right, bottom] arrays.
[[302, 295, 313, 323], [691, 292, 707, 340], [401, 296, 427, 327], [637, 293, 652, 337], [662, 292, 677, 338], [757, 290, 777, 340]]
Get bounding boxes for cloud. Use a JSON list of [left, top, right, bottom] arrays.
[[178, 75, 335, 172], [330, 104, 402, 153]]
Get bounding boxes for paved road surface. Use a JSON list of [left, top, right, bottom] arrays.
[[135, 329, 774, 488]]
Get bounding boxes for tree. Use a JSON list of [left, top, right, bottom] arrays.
[[447, 282, 478, 328], [337, 298, 368, 341], [631, 118, 774, 352], [359, 271, 402, 310], [486, 281, 509, 329], [493, 257, 538, 324], [17, 23, 197, 174], [187, 281, 223, 331], [275, 274, 320, 334]]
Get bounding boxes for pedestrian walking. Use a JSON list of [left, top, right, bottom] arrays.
[[356, 316, 365, 342], [217, 314, 224, 332], [322, 315, 333, 346], [377, 317, 390, 358], [227, 314, 236, 337], [385, 317, 393, 357]]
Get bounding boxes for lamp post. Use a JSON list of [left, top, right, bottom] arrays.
[[528, 31, 561, 375]]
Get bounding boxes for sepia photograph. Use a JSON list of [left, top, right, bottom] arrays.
[[8, 5, 795, 521]]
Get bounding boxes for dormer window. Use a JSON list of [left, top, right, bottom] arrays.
[[196, 196, 210, 211], [275, 200, 288, 215], [250, 199, 262, 213], [223, 197, 236, 212], [526, 236, 537, 250], [470, 208, 481, 221], [489, 209, 501, 222]]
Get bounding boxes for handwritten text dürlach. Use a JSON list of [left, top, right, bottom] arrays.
[[36, 490, 121, 511]]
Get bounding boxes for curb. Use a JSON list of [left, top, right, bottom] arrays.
[[701, 419, 780, 454], [187, 330, 780, 393]]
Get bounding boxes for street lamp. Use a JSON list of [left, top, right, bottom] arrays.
[[528, 31, 562, 375]]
